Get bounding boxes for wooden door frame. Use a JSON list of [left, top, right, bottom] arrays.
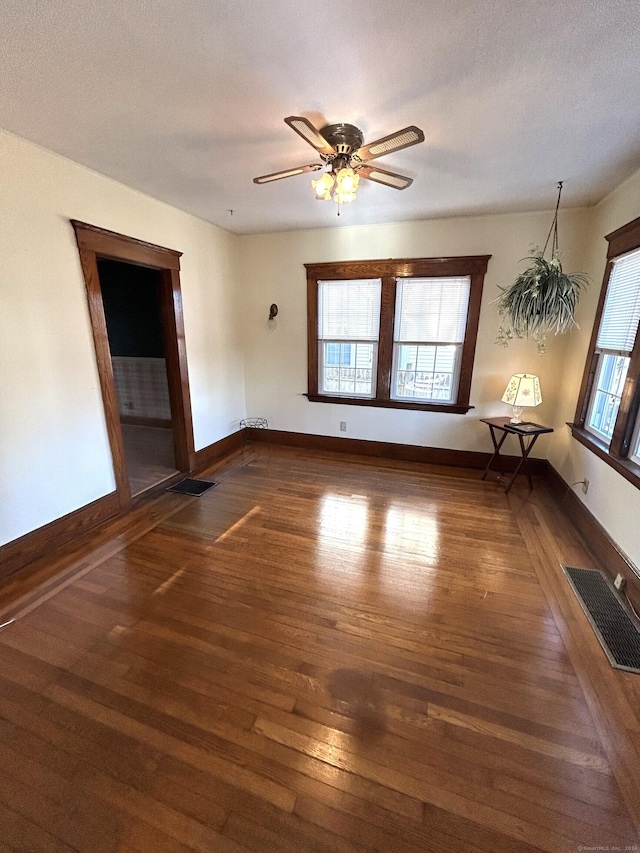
[[72, 220, 196, 508]]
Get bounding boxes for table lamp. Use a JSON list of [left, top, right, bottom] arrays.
[[501, 374, 542, 423]]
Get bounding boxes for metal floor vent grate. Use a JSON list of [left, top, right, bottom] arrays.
[[563, 566, 640, 674], [166, 478, 218, 497]]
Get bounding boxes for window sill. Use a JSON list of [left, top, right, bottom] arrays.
[[306, 394, 473, 414], [568, 423, 640, 490]]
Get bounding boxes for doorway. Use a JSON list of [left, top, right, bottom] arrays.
[[72, 221, 196, 508], [98, 259, 178, 495]]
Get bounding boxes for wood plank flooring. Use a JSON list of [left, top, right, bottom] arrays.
[[1, 445, 639, 852], [121, 424, 177, 496]]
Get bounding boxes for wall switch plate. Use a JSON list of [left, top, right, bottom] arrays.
[[614, 573, 626, 591], [581, 479, 589, 494], [339, 421, 347, 432]]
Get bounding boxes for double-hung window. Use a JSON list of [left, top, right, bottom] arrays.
[[573, 216, 640, 488], [306, 256, 490, 413]]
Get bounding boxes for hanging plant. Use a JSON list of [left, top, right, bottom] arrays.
[[495, 182, 590, 354]]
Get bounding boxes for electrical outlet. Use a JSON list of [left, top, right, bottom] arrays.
[[340, 421, 347, 433], [581, 479, 589, 494], [614, 573, 626, 591]]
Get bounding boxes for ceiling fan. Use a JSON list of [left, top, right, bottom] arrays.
[[253, 116, 425, 208]]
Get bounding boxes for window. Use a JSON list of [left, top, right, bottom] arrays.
[[318, 279, 380, 397], [585, 353, 630, 442], [573, 215, 640, 488], [306, 256, 490, 413], [326, 343, 352, 367]]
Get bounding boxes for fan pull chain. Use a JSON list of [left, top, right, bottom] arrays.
[[542, 181, 563, 258]]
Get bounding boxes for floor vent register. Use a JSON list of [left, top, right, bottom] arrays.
[[166, 478, 218, 497], [563, 565, 640, 674]]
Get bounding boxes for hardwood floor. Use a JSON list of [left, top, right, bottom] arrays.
[[121, 424, 177, 496], [0, 445, 639, 851]]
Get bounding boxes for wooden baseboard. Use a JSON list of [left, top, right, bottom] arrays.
[[545, 463, 640, 612], [192, 429, 245, 471], [247, 427, 548, 474], [0, 491, 120, 581]]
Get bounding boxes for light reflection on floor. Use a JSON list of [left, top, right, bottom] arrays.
[[213, 505, 261, 543], [383, 502, 440, 565], [315, 492, 441, 609], [319, 493, 369, 555], [152, 567, 186, 596]]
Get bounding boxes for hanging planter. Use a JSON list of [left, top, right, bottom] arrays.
[[495, 182, 590, 354]]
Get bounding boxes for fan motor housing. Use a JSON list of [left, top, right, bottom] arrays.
[[320, 123, 364, 156]]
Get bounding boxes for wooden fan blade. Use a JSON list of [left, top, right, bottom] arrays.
[[284, 116, 336, 156], [253, 164, 322, 184], [357, 165, 413, 190], [356, 126, 424, 162]]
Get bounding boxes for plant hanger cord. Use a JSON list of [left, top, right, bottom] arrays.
[[542, 181, 563, 258]]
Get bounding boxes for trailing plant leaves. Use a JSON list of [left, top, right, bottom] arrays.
[[495, 252, 590, 354]]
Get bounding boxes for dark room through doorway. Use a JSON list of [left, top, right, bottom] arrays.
[[98, 259, 178, 495]]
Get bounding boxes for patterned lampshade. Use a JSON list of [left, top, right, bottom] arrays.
[[501, 374, 542, 422]]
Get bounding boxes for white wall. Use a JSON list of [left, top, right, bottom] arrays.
[[238, 209, 589, 455], [0, 130, 245, 546], [548, 166, 640, 571]]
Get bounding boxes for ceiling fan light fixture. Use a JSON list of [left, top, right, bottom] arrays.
[[312, 166, 359, 207], [256, 115, 424, 213]]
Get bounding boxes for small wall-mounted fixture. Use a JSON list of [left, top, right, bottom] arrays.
[[268, 303, 279, 329]]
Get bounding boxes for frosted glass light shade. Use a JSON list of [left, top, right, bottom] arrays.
[[333, 189, 357, 205], [501, 374, 542, 423], [335, 167, 359, 194], [312, 172, 334, 200]]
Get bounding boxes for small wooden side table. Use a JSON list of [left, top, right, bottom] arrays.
[[480, 417, 553, 494]]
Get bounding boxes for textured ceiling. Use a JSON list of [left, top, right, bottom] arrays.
[[1, 0, 640, 234]]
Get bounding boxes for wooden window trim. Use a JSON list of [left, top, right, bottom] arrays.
[[306, 256, 490, 413], [572, 214, 640, 485], [568, 424, 640, 490]]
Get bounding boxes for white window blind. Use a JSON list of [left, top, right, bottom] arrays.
[[394, 277, 471, 343], [318, 279, 381, 340], [596, 247, 640, 354]]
